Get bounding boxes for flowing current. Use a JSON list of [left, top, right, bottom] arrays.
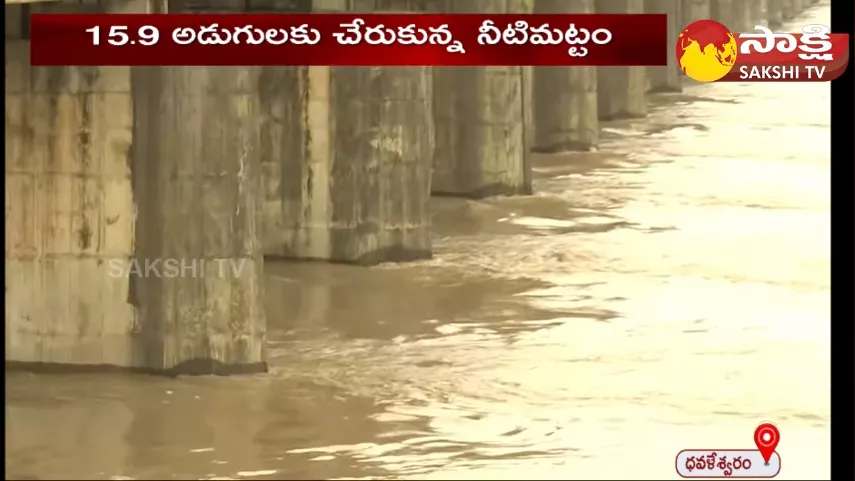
[[6, 5, 831, 480]]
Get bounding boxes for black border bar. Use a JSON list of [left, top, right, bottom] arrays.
[[830, 0, 854, 479]]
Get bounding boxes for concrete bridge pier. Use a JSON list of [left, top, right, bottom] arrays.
[[5, 0, 267, 374], [262, 0, 434, 263], [432, 0, 532, 197], [767, 0, 783, 27], [5, 35, 136, 367], [130, 64, 267, 374], [748, 0, 763, 28], [781, 0, 794, 20], [645, 0, 683, 93], [681, 0, 710, 26], [790, 0, 805, 17], [531, 0, 599, 153], [595, 0, 648, 120], [262, 65, 434, 263], [118, 0, 267, 375], [710, 0, 752, 33]]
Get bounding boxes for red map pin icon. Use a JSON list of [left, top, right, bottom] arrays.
[[754, 423, 780, 464]]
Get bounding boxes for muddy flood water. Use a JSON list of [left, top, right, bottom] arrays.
[[6, 5, 831, 480]]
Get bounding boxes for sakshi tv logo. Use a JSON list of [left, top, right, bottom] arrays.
[[677, 19, 849, 82]]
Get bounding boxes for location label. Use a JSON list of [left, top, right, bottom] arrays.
[[754, 423, 780, 464]]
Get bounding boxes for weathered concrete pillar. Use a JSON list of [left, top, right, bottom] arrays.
[[767, 0, 783, 27], [781, 0, 794, 20], [734, 0, 752, 33], [129, 0, 266, 374], [709, 0, 728, 25], [5, 3, 139, 368], [645, 0, 683, 93], [6, 0, 265, 374], [763, 0, 784, 29], [748, 0, 763, 28], [262, 0, 434, 263], [595, 0, 648, 120], [710, 0, 751, 33], [791, 0, 804, 16], [532, 0, 599, 152], [130, 64, 267, 374], [681, 0, 710, 26], [432, 0, 532, 196]]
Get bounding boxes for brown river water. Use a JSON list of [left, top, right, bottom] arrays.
[[5, 5, 831, 480]]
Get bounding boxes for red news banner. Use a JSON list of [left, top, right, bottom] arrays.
[[725, 24, 849, 82], [29, 14, 668, 67]]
